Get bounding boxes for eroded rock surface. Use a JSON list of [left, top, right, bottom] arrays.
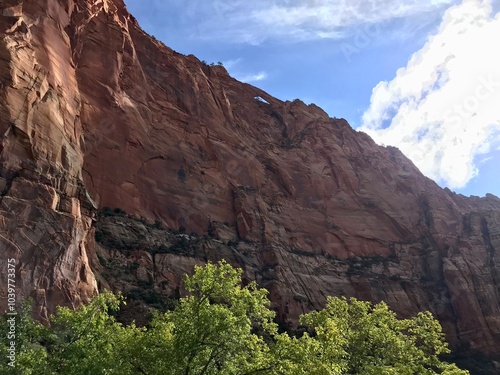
[[0, 0, 499, 355]]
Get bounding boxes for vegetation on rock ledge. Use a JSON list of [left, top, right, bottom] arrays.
[[1, 261, 469, 375]]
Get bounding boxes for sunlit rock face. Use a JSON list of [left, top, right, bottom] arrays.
[[1, 0, 499, 355]]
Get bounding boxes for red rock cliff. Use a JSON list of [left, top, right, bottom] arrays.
[[1, 0, 499, 355]]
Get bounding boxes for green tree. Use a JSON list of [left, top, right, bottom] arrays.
[[0, 261, 469, 375], [40, 292, 143, 374], [149, 260, 277, 374], [0, 301, 48, 374], [300, 296, 468, 375], [0, 293, 144, 375]]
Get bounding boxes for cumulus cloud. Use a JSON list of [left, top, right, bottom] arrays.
[[359, 0, 500, 189], [164, 0, 456, 43]]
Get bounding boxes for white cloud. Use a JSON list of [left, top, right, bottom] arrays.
[[166, 0, 457, 43], [234, 71, 268, 83], [220, 59, 267, 84], [359, 0, 500, 189], [221, 58, 242, 70], [253, 0, 453, 29]]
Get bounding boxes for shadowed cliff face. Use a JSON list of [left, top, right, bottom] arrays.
[[1, 0, 499, 355]]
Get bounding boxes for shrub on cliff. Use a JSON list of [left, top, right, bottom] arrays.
[[0, 261, 469, 374]]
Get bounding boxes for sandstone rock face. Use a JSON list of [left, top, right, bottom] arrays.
[[1, 0, 499, 356], [0, 0, 98, 319]]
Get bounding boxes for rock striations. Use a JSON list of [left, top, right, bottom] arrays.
[[1, 0, 499, 356]]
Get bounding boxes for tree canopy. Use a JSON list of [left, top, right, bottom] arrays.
[[1, 260, 469, 374]]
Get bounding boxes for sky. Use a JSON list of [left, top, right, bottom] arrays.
[[125, 0, 500, 198]]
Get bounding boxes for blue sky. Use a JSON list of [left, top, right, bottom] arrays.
[[125, 0, 500, 198]]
